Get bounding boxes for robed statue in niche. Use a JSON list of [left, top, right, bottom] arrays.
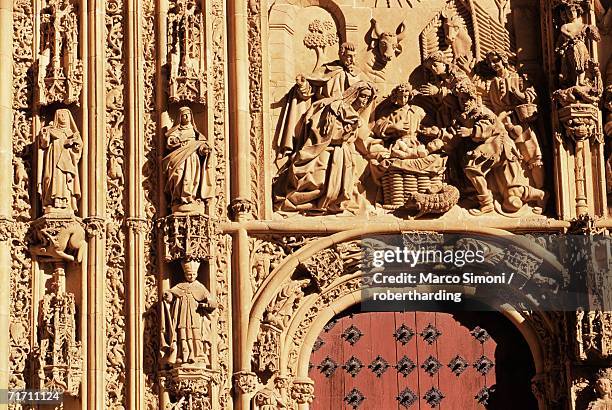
[[162, 106, 214, 214], [37, 109, 82, 214], [161, 261, 217, 366]]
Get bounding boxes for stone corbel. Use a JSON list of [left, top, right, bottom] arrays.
[[30, 213, 86, 264], [233, 370, 259, 395], [291, 377, 315, 408], [158, 213, 218, 264], [229, 197, 256, 221], [83, 216, 106, 239], [161, 366, 220, 409]]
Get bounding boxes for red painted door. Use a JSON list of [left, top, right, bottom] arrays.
[[308, 311, 537, 409]]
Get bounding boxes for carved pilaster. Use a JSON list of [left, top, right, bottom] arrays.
[[558, 104, 602, 216], [229, 198, 256, 221]]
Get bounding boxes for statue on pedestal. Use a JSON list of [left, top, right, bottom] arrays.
[[37, 109, 82, 214], [163, 107, 214, 214], [161, 260, 217, 366]]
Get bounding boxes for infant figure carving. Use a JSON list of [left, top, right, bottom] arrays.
[[273, 81, 377, 214], [161, 260, 217, 367], [38, 0, 83, 105], [163, 106, 214, 214], [38, 109, 82, 214]]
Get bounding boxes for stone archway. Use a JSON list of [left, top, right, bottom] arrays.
[[246, 228, 568, 410]]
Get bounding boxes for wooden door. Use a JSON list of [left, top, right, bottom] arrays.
[[308, 310, 537, 409]]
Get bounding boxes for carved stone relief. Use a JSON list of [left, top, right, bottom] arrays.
[[270, 1, 550, 219], [37, 0, 83, 106], [167, 0, 207, 104]]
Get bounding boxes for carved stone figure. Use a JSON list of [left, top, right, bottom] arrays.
[[555, 0, 601, 88], [273, 82, 377, 214], [276, 42, 364, 158], [163, 107, 214, 214], [483, 50, 545, 189], [263, 279, 310, 330], [588, 368, 612, 409], [451, 80, 547, 214], [30, 216, 86, 263], [374, 83, 429, 159], [38, 0, 83, 105], [419, 51, 468, 127], [372, 82, 458, 217], [37, 109, 82, 214], [441, 8, 473, 66], [371, 19, 406, 64], [161, 261, 217, 366], [167, 0, 207, 103]]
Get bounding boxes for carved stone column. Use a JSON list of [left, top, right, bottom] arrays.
[[86, 0, 108, 407], [126, 0, 146, 406], [227, 0, 252, 222], [0, 0, 13, 393], [558, 105, 602, 216]]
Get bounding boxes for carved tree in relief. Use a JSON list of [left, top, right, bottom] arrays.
[[38, 0, 83, 105], [168, 0, 207, 103], [303, 19, 338, 73]]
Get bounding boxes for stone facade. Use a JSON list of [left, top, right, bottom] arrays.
[[0, 0, 611, 409]]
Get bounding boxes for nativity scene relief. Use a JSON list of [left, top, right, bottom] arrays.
[[271, 0, 562, 220]]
